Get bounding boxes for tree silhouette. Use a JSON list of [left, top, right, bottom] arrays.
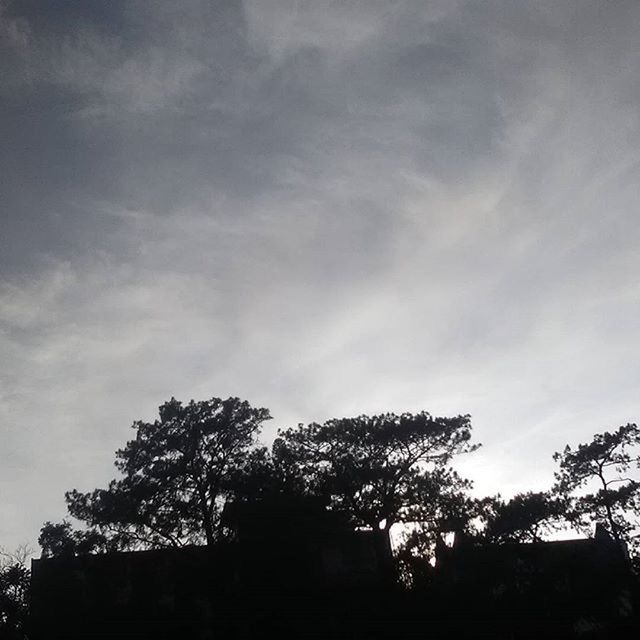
[[394, 490, 483, 587], [224, 438, 309, 503], [46, 396, 271, 552], [553, 423, 640, 548], [277, 412, 478, 545], [0, 546, 31, 640], [481, 491, 566, 543], [38, 521, 110, 558]]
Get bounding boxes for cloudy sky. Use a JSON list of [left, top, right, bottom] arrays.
[[1, 0, 640, 551]]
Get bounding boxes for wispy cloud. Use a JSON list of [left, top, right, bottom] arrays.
[[1, 0, 639, 548]]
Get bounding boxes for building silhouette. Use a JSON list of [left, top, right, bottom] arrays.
[[30, 500, 639, 639], [427, 525, 637, 638], [30, 497, 393, 639]]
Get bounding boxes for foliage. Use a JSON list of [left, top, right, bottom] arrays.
[[394, 492, 484, 588], [278, 412, 478, 536], [38, 521, 110, 558], [224, 440, 308, 503], [553, 423, 640, 546], [48, 396, 271, 554], [394, 489, 568, 586], [35, 388, 640, 594], [0, 547, 31, 640], [394, 527, 437, 589], [481, 491, 566, 543]]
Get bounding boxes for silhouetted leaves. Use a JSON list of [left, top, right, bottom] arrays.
[[38, 394, 640, 585], [278, 412, 479, 536], [553, 423, 640, 547], [482, 492, 566, 543], [38, 521, 110, 558], [0, 555, 30, 640], [48, 396, 271, 553]]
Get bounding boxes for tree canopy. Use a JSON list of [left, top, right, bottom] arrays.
[[481, 491, 566, 543], [0, 547, 31, 640], [57, 396, 271, 550], [553, 423, 640, 547], [37, 395, 640, 582], [277, 412, 478, 537]]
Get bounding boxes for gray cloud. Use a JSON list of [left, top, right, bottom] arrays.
[[1, 0, 640, 549]]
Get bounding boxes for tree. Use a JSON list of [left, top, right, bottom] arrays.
[[553, 423, 640, 548], [395, 490, 568, 587], [481, 491, 566, 543], [0, 546, 31, 640], [277, 412, 478, 545], [44, 396, 271, 554], [394, 490, 483, 588], [38, 521, 109, 558], [224, 439, 309, 503]]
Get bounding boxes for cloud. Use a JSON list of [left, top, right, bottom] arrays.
[[1, 0, 640, 548]]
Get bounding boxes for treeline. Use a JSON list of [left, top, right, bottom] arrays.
[[1, 396, 639, 636], [39, 397, 640, 564]]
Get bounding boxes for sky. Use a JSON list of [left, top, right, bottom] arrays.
[[1, 0, 640, 552]]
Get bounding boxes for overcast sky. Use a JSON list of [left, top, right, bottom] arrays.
[[1, 0, 640, 551]]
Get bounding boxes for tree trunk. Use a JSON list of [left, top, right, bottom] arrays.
[[598, 471, 621, 543], [198, 486, 215, 545], [374, 523, 396, 586], [203, 516, 215, 546]]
